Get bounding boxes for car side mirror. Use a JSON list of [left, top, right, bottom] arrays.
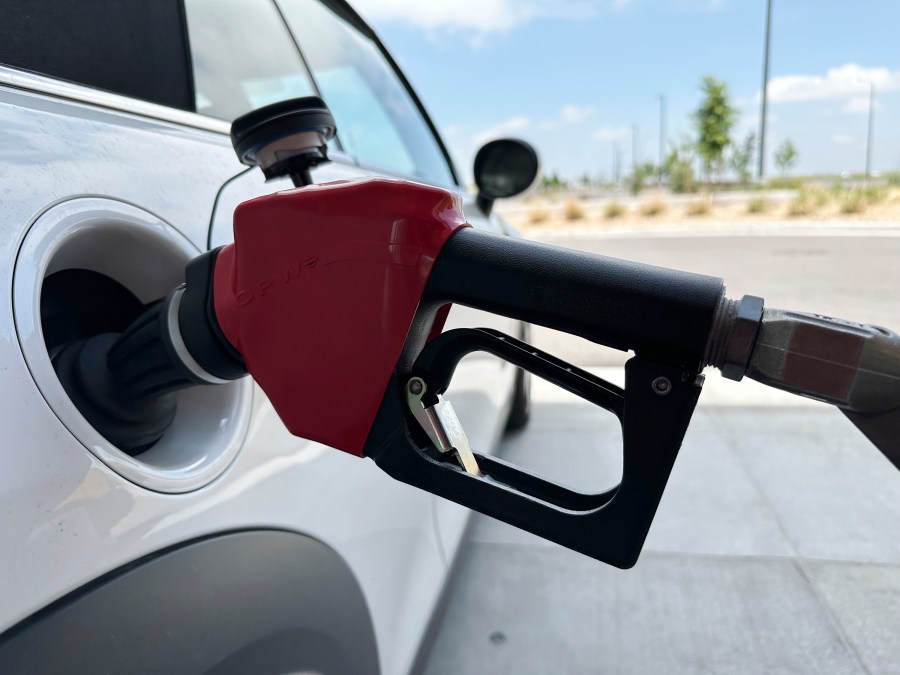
[[473, 139, 539, 216]]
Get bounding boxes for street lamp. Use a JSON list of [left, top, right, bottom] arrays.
[[865, 82, 875, 179], [613, 143, 621, 185], [632, 124, 639, 174], [658, 94, 666, 185], [757, 0, 773, 180]]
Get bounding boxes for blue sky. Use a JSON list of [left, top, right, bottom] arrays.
[[351, 0, 900, 181]]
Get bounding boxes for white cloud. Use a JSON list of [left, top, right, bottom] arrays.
[[830, 133, 855, 145], [738, 112, 776, 133], [474, 116, 532, 144], [766, 64, 900, 103], [350, 0, 600, 34], [560, 104, 595, 124], [537, 104, 595, 129], [592, 126, 630, 142], [688, 0, 727, 8], [474, 105, 593, 141], [841, 96, 880, 114]]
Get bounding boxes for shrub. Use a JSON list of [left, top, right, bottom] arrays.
[[863, 185, 888, 204], [786, 187, 828, 216], [787, 193, 813, 217], [664, 144, 698, 194], [840, 190, 867, 214], [669, 160, 696, 194], [639, 198, 667, 216], [604, 201, 625, 219], [527, 207, 549, 224], [629, 163, 657, 196], [747, 196, 768, 213], [563, 200, 586, 221], [806, 186, 831, 208], [685, 199, 711, 216], [829, 180, 846, 198]]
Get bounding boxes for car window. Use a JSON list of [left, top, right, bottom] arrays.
[[184, 0, 318, 122], [276, 0, 456, 186], [0, 0, 193, 110]]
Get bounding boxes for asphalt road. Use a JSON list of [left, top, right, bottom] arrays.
[[529, 231, 900, 367], [421, 231, 900, 675]]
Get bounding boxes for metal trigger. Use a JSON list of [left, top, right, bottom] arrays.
[[405, 377, 481, 476]]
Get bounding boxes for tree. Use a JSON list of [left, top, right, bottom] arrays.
[[693, 76, 737, 184], [774, 140, 798, 178], [539, 172, 565, 191], [664, 142, 697, 194], [629, 162, 657, 195], [730, 132, 755, 186]]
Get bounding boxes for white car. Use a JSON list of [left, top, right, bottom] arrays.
[[0, 1, 533, 672]]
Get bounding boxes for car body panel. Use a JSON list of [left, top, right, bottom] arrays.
[[0, 82, 449, 675], [0, 2, 521, 671], [0, 530, 380, 673]]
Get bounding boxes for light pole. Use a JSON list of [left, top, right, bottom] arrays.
[[757, 0, 773, 180], [657, 94, 666, 185], [865, 82, 875, 179], [613, 143, 621, 185], [632, 125, 639, 174]]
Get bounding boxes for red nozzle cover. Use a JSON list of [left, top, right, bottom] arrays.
[[213, 178, 469, 455]]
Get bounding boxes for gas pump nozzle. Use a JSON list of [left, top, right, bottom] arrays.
[[54, 98, 900, 568], [94, 179, 900, 568]]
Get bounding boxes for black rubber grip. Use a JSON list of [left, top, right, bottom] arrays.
[[179, 248, 246, 380], [424, 228, 725, 372], [53, 333, 177, 454], [107, 289, 205, 398]]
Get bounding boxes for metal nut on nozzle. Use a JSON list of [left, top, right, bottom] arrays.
[[707, 295, 765, 381]]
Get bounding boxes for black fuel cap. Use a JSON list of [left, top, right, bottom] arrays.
[[230, 96, 337, 186]]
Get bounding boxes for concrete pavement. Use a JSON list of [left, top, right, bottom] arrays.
[[421, 230, 900, 674]]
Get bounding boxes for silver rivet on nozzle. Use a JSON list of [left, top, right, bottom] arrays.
[[408, 378, 424, 396]]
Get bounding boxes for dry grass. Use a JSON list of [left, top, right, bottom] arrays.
[[527, 206, 549, 224], [864, 185, 888, 204], [563, 200, 586, 221], [508, 185, 900, 233], [840, 189, 867, 214], [806, 186, 831, 208], [787, 195, 814, 217], [639, 198, 667, 217], [685, 199, 711, 216], [746, 195, 768, 213], [788, 187, 830, 217], [604, 201, 625, 219]]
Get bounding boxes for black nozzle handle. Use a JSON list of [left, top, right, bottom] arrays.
[[424, 228, 726, 373]]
